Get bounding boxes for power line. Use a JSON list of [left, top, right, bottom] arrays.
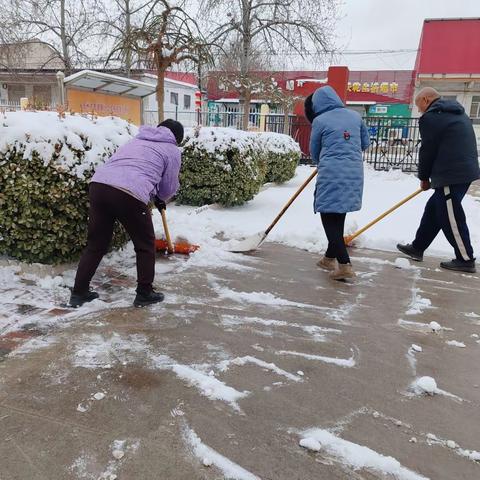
[[269, 48, 418, 57]]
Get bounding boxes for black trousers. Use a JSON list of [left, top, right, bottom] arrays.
[[73, 182, 156, 294], [412, 183, 474, 261], [321, 213, 350, 264]]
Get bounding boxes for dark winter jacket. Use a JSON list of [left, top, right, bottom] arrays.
[[418, 98, 480, 188]]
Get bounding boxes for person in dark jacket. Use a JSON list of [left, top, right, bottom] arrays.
[[397, 87, 480, 273], [70, 119, 184, 308], [306, 86, 370, 280]]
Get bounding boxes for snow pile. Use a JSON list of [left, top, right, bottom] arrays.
[[0, 111, 136, 178], [406, 289, 432, 315], [299, 429, 429, 480], [445, 340, 466, 348], [183, 425, 260, 480], [411, 376, 437, 396], [410, 376, 463, 401], [160, 166, 480, 258], [394, 257, 414, 269]]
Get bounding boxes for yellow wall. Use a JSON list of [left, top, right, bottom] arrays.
[[66, 88, 142, 125]]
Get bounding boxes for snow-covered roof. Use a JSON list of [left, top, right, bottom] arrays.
[[64, 70, 156, 98], [141, 72, 198, 90]]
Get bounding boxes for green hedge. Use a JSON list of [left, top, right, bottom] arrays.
[[177, 128, 300, 206], [177, 128, 267, 206], [0, 112, 135, 264], [255, 133, 301, 183]]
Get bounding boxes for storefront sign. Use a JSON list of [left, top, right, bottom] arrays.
[[66, 89, 142, 124], [348, 82, 399, 94]]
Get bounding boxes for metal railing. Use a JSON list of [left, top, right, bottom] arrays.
[[291, 116, 421, 172], [363, 117, 421, 172]]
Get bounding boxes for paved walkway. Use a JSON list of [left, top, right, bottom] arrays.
[[0, 244, 479, 480]]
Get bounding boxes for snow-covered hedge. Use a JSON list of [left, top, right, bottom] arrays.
[[177, 127, 267, 206], [177, 127, 300, 206], [254, 132, 301, 184], [0, 112, 136, 264]]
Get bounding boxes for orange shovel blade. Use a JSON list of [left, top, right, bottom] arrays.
[[155, 239, 200, 255]]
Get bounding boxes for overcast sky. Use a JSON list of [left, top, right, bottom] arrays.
[[333, 0, 479, 70]]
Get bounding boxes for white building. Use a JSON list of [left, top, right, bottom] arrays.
[[139, 73, 198, 126]]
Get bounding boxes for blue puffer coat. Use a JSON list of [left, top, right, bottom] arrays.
[[309, 86, 370, 213]]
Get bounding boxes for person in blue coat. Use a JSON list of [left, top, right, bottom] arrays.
[[305, 86, 370, 280]]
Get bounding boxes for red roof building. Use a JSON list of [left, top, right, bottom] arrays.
[[413, 18, 480, 125], [206, 69, 415, 114]]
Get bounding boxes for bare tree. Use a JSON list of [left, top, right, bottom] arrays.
[[98, 0, 156, 76], [202, 0, 339, 130], [0, 0, 99, 74], [214, 36, 274, 128], [110, 0, 209, 122], [264, 86, 303, 135]]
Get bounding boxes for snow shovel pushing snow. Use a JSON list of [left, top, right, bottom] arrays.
[[344, 188, 423, 246], [156, 209, 199, 255], [229, 168, 318, 252]]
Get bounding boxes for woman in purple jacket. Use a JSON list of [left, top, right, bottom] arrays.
[[69, 119, 183, 308]]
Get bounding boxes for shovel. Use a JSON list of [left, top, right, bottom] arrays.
[[344, 188, 423, 245], [156, 209, 200, 255], [229, 168, 318, 252]]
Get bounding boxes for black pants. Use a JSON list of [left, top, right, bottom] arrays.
[[321, 213, 350, 264], [73, 182, 156, 294], [412, 183, 474, 261]]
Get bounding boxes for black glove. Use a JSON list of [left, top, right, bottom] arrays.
[[154, 198, 167, 211]]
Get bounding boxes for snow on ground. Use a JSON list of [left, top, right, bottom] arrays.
[[410, 376, 463, 401], [299, 428, 429, 480], [445, 340, 466, 348], [150, 355, 250, 411], [220, 314, 341, 343], [217, 355, 302, 382], [182, 425, 260, 480], [276, 349, 356, 368], [155, 165, 480, 260]]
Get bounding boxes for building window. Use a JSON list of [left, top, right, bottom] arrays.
[[7, 84, 26, 103], [184, 94, 191, 109], [170, 92, 178, 106], [470, 96, 480, 120]]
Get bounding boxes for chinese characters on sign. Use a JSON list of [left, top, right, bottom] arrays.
[[347, 82, 399, 94]]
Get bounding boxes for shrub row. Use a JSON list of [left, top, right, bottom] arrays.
[[0, 112, 135, 264], [177, 127, 301, 206]]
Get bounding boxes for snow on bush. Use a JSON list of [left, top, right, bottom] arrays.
[[0, 111, 136, 264], [253, 132, 301, 183], [177, 127, 300, 206]]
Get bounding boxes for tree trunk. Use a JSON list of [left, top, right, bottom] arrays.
[[60, 0, 70, 74], [125, 0, 132, 76], [156, 65, 166, 123], [242, 89, 251, 130], [283, 109, 290, 135]]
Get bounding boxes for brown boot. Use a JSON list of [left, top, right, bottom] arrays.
[[329, 263, 356, 281], [317, 256, 336, 271]]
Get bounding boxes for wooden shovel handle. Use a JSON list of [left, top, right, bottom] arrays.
[[265, 168, 318, 236], [345, 188, 423, 244], [160, 209, 174, 254]]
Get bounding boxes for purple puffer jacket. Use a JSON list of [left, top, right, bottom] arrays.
[[92, 125, 181, 204]]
